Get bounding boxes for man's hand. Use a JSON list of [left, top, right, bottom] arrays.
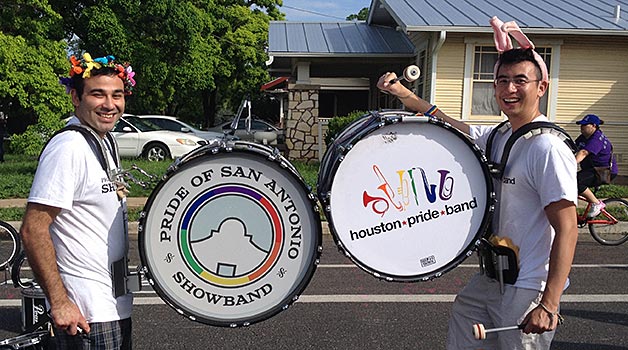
[[50, 298, 91, 335], [521, 304, 558, 334], [376, 72, 411, 97]]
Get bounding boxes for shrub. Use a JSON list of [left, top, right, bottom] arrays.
[[10, 114, 65, 156], [324, 110, 369, 147]]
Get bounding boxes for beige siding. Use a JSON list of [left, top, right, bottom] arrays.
[[556, 36, 628, 123], [434, 35, 465, 118], [411, 33, 628, 176], [556, 36, 628, 175]]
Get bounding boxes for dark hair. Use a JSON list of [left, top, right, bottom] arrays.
[[71, 67, 121, 99], [496, 48, 543, 80]]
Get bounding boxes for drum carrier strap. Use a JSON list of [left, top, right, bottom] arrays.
[[41, 124, 120, 178], [40, 123, 141, 296], [479, 120, 576, 293], [486, 120, 576, 179]]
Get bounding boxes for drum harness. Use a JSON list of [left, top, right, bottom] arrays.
[[41, 124, 147, 297], [480, 120, 576, 294]]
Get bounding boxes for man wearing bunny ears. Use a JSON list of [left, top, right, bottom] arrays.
[[378, 17, 578, 349]]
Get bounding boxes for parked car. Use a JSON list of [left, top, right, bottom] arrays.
[[112, 116, 207, 161], [209, 118, 284, 145], [137, 115, 227, 142]]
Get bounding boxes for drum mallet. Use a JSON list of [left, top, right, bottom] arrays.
[[472, 323, 525, 340], [388, 65, 421, 84]]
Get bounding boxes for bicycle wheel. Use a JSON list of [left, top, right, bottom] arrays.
[[0, 220, 20, 271], [588, 198, 628, 246]]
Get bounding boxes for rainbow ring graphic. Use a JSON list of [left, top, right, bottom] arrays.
[[179, 184, 283, 288]]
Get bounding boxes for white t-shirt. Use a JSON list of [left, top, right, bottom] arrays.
[[470, 115, 577, 291], [28, 129, 132, 322]]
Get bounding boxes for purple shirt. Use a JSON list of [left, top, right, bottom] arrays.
[[575, 129, 618, 174]]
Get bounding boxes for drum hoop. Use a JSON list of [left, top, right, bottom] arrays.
[[319, 111, 495, 282], [318, 111, 393, 201], [139, 143, 322, 327]]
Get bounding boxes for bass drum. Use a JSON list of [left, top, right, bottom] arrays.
[[318, 111, 494, 282], [139, 141, 322, 327]]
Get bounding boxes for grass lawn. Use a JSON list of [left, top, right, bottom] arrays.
[[0, 153, 320, 221]]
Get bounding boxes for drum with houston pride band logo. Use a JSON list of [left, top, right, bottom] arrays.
[[318, 111, 495, 282], [139, 141, 322, 327]]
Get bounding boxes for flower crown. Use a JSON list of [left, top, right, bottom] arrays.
[[59, 53, 136, 95]]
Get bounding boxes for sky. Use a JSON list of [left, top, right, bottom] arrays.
[[280, 0, 372, 21]]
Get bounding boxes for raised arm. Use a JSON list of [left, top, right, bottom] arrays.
[[20, 202, 91, 334], [377, 72, 471, 135]]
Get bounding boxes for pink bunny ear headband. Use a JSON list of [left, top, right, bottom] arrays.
[[490, 16, 548, 82]]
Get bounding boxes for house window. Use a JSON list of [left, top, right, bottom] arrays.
[[320, 90, 369, 118], [471, 46, 552, 117]]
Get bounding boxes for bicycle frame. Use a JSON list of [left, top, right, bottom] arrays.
[[576, 195, 618, 226]]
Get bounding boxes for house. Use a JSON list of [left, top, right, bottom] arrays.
[[266, 0, 628, 176]]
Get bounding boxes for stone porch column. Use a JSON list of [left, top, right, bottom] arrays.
[[285, 86, 319, 163]]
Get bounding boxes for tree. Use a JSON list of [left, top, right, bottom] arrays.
[[0, 0, 71, 156], [346, 7, 369, 21], [0, 0, 285, 156], [50, 0, 284, 128]]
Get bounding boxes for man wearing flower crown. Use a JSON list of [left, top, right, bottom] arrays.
[[378, 17, 578, 350], [20, 53, 136, 349]]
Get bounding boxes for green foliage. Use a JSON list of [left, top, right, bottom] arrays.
[[119, 158, 173, 197], [0, 154, 39, 198], [597, 184, 628, 199], [292, 160, 320, 193], [2, 0, 282, 157], [9, 115, 65, 156], [50, 0, 280, 125], [1, 0, 74, 156], [324, 110, 369, 146], [346, 7, 369, 21]]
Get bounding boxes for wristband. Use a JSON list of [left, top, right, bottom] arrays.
[[425, 105, 439, 117], [538, 302, 565, 325]]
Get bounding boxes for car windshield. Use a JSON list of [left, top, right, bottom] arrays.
[[124, 116, 160, 132]]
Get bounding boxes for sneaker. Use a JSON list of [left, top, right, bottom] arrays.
[[587, 201, 606, 218]]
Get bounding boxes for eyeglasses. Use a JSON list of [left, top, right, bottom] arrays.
[[494, 77, 540, 88]]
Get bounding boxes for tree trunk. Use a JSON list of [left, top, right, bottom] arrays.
[[202, 89, 218, 128]]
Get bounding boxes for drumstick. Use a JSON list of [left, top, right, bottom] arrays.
[[472, 323, 525, 340], [388, 65, 421, 84]]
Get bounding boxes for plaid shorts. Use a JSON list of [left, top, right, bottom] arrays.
[[52, 318, 132, 350]]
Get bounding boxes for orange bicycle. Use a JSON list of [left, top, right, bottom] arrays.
[[577, 194, 628, 245]]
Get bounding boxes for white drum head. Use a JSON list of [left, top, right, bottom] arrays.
[[140, 147, 321, 326], [328, 121, 491, 280]]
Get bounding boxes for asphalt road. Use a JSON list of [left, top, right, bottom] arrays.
[[2, 232, 627, 350]]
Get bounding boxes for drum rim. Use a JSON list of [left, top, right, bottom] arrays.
[[318, 111, 495, 282], [138, 144, 322, 327], [317, 112, 388, 196]]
